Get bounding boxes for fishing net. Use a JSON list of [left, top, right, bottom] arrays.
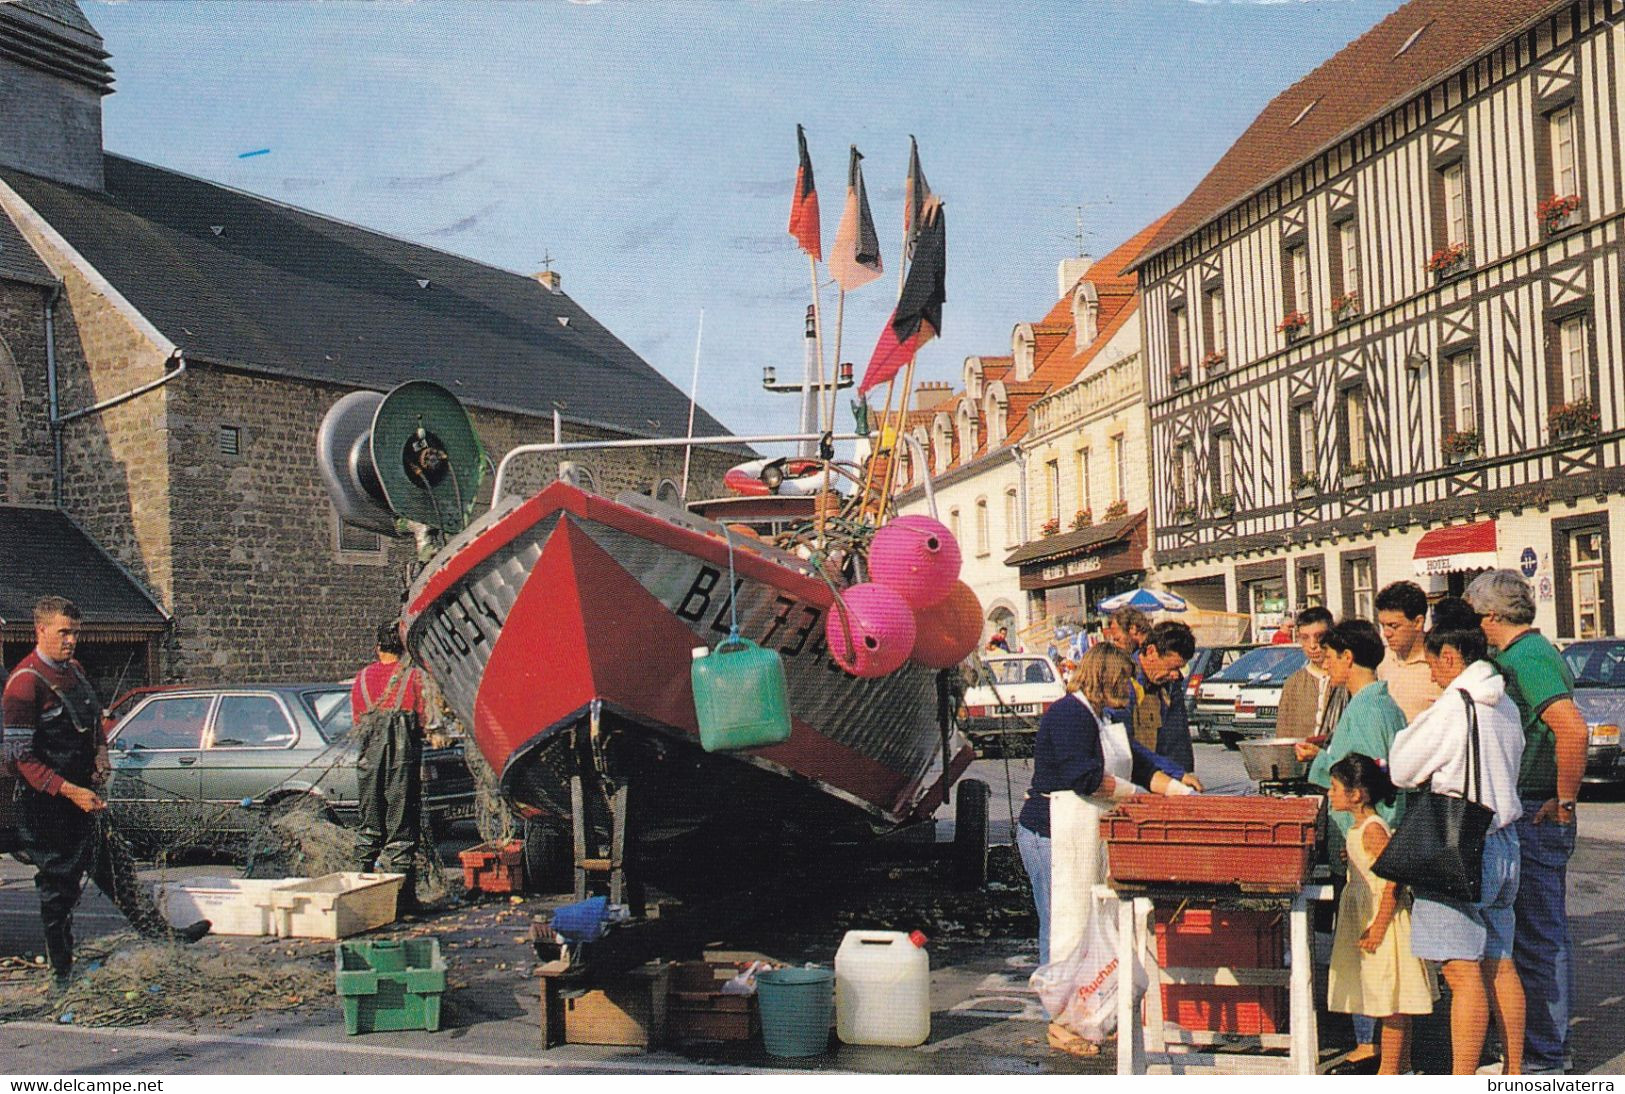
[[0, 931, 330, 1027], [464, 736, 518, 844]]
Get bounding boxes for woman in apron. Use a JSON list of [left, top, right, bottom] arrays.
[[1019, 642, 1201, 1055]]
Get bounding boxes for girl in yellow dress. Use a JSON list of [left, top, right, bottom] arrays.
[[1326, 753, 1436, 1074]]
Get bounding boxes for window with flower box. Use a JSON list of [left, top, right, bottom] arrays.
[[1169, 304, 1189, 382], [1440, 347, 1482, 462], [1203, 285, 1227, 367], [1075, 447, 1091, 515], [1329, 217, 1360, 321], [1430, 158, 1471, 276], [1536, 102, 1582, 234], [1339, 384, 1369, 480], [1111, 434, 1126, 504]]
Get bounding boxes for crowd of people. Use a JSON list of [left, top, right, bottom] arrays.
[[1022, 570, 1585, 1075]]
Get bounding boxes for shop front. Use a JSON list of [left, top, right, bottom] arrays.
[[1006, 513, 1148, 641]]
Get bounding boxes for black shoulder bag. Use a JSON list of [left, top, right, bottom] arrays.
[[1372, 689, 1496, 903]]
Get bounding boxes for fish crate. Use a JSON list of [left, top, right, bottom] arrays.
[[153, 877, 295, 937], [270, 872, 405, 939], [1103, 795, 1323, 889], [667, 961, 760, 1043], [458, 839, 524, 895], [335, 938, 446, 1035], [1154, 906, 1288, 1036]]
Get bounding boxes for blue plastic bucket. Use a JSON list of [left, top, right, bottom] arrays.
[[756, 967, 834, 1057]]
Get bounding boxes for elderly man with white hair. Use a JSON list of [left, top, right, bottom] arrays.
[[1464, 570, 1588, 1075]]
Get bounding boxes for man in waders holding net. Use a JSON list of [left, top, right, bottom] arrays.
[[4, 597, 210, 989], [351, 621, 428, 913]]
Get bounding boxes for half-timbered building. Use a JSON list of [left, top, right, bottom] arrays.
[[1136, 0, 1623, 640]]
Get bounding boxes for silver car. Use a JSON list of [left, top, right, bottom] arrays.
[[1561, 638, 1625, 787]]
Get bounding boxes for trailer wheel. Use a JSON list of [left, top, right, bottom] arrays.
[[521, 817, 571, 894], [951, 778, 990, 891]]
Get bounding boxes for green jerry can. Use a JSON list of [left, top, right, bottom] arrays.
[[691, 635, 793, 752]]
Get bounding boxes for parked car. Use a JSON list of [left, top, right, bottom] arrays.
[[1193, 646, 1307, 748], [961, 654, 1067, 756], [1560, 638, 1625, 788], [103, 682, 476, 857], [1185, 645, 1263, 741]]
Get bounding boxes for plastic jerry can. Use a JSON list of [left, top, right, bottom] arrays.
[[690, 637, 792, 753], [835, 929, 931, 1046]]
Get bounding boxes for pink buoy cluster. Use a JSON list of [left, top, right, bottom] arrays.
[[827, 517, 982, 678]]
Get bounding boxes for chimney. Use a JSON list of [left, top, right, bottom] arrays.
[[1058, 255, 1094, 299], [534, 270, 562, 293], [913, 380, 952, 411], [0, 1, 114, 190]]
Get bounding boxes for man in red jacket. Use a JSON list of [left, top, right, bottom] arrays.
[[4, 596, 208, 987]]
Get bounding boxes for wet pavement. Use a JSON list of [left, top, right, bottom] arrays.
[[2, 743, 1624, 1075]]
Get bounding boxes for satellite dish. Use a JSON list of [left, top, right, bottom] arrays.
[[316, 380, 487, 537]]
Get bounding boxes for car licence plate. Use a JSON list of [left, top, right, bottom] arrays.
[[1591, 724, 1621, 747], [1002, 704, 1040, 715], [439, 800, 476, 821]]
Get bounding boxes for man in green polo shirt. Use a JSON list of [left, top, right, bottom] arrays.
[[1466, 570, 1588, 1075]]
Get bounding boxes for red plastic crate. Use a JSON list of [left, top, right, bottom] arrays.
[[459, 838, 525, 894], [1102, 795, 1322, 888], [1154, 907, 1287, 1035]]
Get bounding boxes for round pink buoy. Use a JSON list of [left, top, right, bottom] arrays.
[[825, 582, 917, 678], [868, 515, 962, 609], [910, 581, 984, 668]]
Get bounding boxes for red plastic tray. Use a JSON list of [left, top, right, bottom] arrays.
[[459, 838, 525, 894], [1102, 795, 1322, 888], [1155, 907, 1287, 1035]]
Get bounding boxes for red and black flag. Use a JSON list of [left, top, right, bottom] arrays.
[[902, 135, 933, 261], [787, 124, 822, 261], [860, 197, 945, 395], [830, 145, 882, 292]]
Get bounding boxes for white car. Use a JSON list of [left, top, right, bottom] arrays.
[[961, 654, 1066, 756], [1194, 646, 1306, 748]]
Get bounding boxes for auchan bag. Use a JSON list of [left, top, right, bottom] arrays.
[[1030, 897, 1146, 1042]]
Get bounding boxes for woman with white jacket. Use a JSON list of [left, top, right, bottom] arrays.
[[1387, 601, 1527, 1075]]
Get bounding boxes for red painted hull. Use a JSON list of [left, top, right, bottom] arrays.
[[401, 483, 971, 836]]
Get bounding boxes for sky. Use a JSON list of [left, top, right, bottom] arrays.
[[85, 0, 1409, 443]]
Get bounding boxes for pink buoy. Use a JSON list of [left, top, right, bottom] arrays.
[[868, 515, 962, 609], [911, 581, 983, 669], [825, 582, 917, 678]]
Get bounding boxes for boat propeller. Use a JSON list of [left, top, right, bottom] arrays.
[[316, 379, 487, 537]]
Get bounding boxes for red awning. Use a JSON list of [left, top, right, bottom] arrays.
[[1413, 520, 1498, 576]]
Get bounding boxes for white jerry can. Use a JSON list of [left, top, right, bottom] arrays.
[[835, 928, 931, 1047]]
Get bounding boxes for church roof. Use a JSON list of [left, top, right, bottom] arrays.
[[2, 155, 743, 449]]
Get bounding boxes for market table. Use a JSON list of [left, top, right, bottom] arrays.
[[1102, 881, 1335, 1075]]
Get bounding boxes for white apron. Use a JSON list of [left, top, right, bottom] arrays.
[[1048, 710, 1136, 963]]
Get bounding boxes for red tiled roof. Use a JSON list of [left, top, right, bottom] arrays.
[[1142, 0, 1566, 263]]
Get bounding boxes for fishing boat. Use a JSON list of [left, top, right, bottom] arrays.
[[317, 380, 979, 892]]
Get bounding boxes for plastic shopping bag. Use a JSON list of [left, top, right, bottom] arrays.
[[1030, 897, 1146, 1042]]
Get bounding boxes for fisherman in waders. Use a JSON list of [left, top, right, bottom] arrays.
[[3, 597, 210, 989], [351, 621, 428, 913]]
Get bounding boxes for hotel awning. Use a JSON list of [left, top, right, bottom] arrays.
[[1413, 520, 1498, 576]]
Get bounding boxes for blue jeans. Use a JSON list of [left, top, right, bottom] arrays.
[[1016, 823, 1051, 967], [1515, 801, 1576, 1073]]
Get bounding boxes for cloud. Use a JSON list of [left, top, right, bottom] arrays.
[[615, 211, 680, 252], [730, 178, 788, 198], [425, 198, 503, 237], [379, 157, 488, 191], [729, 233, 787, 255]]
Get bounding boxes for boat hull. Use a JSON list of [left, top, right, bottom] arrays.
[[402, 483, 971, 842]]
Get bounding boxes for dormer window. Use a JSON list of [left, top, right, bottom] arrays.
[[1072, 282, 1100, 347], [932, 416, 953, 474], [956, 404, 975, 464], [963, 357, 983, 401], [984, 388, 1007, 448], [1013, 325, 1036, 380]]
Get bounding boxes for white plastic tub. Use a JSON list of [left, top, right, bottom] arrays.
[[268, 872, 405, 939], [835, 929, 931, 1047], [154, 877, 297, 937]]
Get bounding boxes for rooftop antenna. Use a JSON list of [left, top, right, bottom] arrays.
[[1067, 198, 1114, 255]]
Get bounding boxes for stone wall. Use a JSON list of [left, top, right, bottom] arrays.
[[0, 279, 54, 505]]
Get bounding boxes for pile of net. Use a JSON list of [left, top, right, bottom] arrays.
[[0, 932, 331, 1027], [240, 795, 448, 906]]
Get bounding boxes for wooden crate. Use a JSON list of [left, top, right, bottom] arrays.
[[668, 961, 760, 1043], [538, 960, 669, 1049]]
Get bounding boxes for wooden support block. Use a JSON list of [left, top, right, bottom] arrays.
[[538, 960, 670, 1050]]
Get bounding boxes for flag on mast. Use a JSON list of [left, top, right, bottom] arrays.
[[902, 135, 933, 260], [787, 124, 822, 260], [829, 145, 882, 292], [859, 198, 945, 395]]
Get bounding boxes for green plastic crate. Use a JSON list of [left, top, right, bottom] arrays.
[[335, 938, 447, 1035]]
